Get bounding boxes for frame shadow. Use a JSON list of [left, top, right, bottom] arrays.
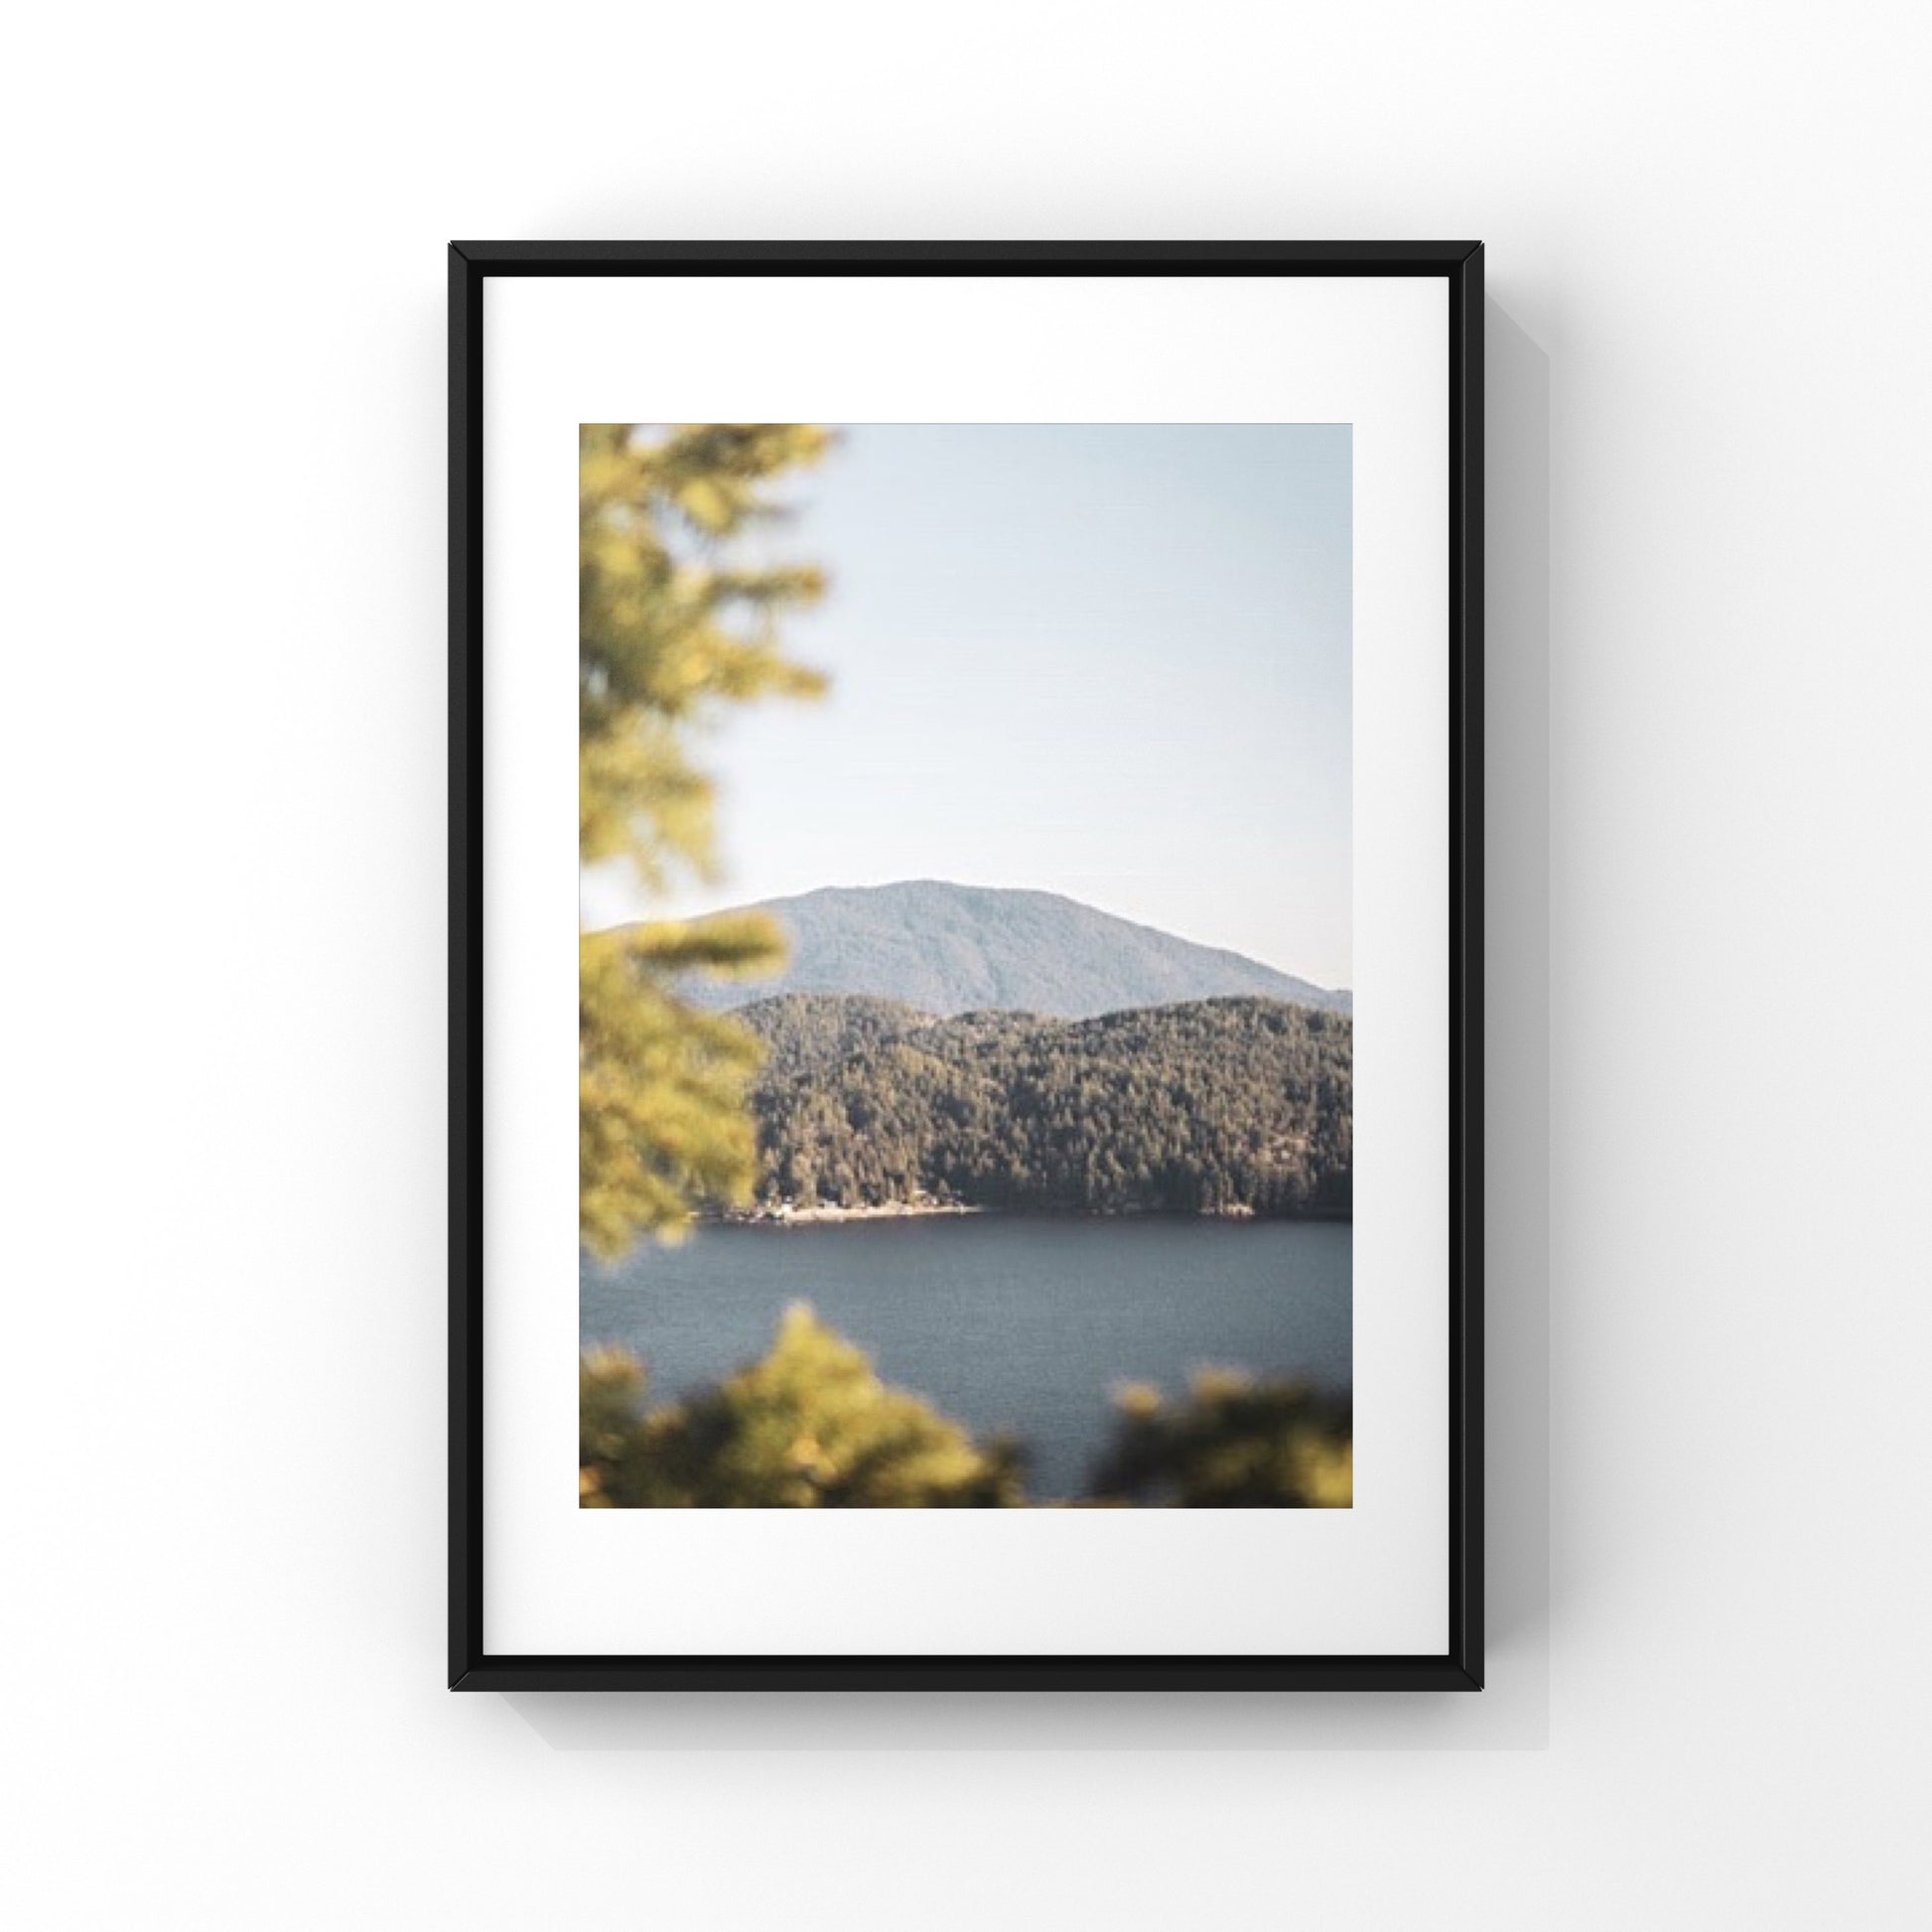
[[503, 297, 1550, 1747]]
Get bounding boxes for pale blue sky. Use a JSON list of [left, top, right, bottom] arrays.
[[583, 423, 1353, 988]]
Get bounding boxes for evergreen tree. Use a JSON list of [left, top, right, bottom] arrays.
[[1089, 1370, 1353, 1507], [581, 1312, 1351, 1509], [578, 424, 830, 1255], [733, 993, 1353, 1219], [579, 1306, 1025, 1508]]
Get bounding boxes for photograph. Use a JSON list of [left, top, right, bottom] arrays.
[[578, 421, 1355, 1509], [22, 0, 1932, 1913]]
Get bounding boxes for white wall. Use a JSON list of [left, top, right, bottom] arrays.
[[4, 3, 1927, 1926]]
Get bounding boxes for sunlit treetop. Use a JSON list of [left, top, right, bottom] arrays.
[[579, 425, 832, 1256], [579, 423, 830, 889]]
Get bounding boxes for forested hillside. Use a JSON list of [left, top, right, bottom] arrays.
[[734, 993, 1352, 1218], [740, 993, 939, 1080]]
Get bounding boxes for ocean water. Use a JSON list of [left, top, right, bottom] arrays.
[[581, 1215, 1351, 1500]]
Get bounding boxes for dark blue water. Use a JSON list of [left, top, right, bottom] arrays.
[[580, 1216, 1351, 1500]]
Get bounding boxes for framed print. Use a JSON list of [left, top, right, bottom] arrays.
[[450, 240, 1483, 1691]]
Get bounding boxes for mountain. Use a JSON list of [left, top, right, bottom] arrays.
[[678, 881, 1348, 1019], [734, 992, 1352, 1219]]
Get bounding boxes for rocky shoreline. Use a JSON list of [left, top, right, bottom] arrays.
[[709, 1198, 1334, 1227], [724, 1199, 985, 1226]]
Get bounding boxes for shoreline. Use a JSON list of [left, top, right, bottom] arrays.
[[721, 1200, 986, 1227], [708, 1202, 1351, 1228]]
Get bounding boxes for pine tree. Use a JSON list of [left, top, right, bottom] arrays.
[[579, 1307, 1025, 1508], [578, 424, 830, 1255], [1089, 1370, 1353, 1507]]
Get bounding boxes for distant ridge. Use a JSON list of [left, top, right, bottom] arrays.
[[673, 880, 1349, 1020]]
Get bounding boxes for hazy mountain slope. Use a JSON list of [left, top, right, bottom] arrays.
[[679, 881, 1348, 1019]]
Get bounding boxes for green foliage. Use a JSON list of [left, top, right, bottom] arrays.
[[737, 994, 940, 1081], [1090, 1371, 1353, 1507], [581, 1313, 1352, 1508], [580, 1307, 1025, 1508], [737, 993, 1352, 1218], [578, 424, 830, 1255]]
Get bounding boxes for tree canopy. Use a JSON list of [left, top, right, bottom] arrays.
[[578, 424, 830, 1255], [736, 992, 1353, 1218], [1090, 1371, 1353, 1507], [580, 1307, 1024, 1508], [581, 1310, 1351, 1508]]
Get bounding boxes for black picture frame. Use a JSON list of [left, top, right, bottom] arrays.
[[450, 239, 1484, 1693]]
